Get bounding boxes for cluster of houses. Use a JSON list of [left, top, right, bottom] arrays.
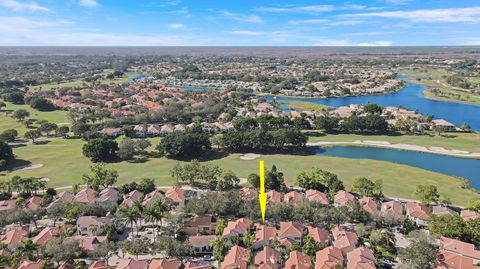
[[1, 182, 479, 269], [329, 104, 459, 131]]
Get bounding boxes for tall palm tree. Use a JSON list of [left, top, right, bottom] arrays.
[[15, 240, 39, 260], [125, 207, 140, 241], [143, 207, 161, 241]]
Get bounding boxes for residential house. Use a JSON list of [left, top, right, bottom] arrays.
[[0, 200, 16, 212], [88, 261, 109, 269], [184, 261, 210, 269], [284, 191, 304, 206], [188, 235, 216, 254], [307, 226, 330, 244], [305, 190, 329, 205], [148, 258, 180, 269], [347, 247, 376, 269], [142, 190, 164, 207], [184, 215, 217, 236], [220, 245, 249, 269], [76, 216, 110, 236], [432, 205, 458, 216], [32, 227, 59, 246], [254, 247, 280, 269], [432, 119, 457, 132], [121, 190, 144, 208], [71, 236, 107, 252], [460, 210, 480, 221], [266, 190, 281, 203], [334, 191, 355, 207], [315, 247, 344, 269], [279, 221, 304, 242], [74, 188, 96, 204], [284, 251, 312, 269], [17, 260, 44, 269], [439, 237, 480, 267], [406, 202, 431, 227], [223, 218, 250, 237], [23, 196, 43, 212], [47, 192, 74, 209], [380, 201, 405, 221], [359, 197, 378, 214], [96, 187, 119, 205], [165, 188, 186, 207], [253, 224, 277, 250], [116, 259, 149, 269], [1, 227, 28, 250], [332, 226, 358, 255]]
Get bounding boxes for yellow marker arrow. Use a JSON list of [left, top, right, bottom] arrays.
[[258, 160, 267, 224]]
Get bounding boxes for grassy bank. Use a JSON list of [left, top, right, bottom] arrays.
[[1, 136, 478, 206], [281, 101, 331, 111], [307, 132, 480, 153]]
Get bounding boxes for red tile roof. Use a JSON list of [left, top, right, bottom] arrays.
[[148, 258, 180, 269], [346, 247, 376, 269], [284, 251, 312, 269], [315, 247, 343, 269], [220, 245, 249, 269]]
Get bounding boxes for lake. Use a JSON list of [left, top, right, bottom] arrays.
[[315, 146, 480, 189], [170, 85, 210, 91], [267, 82, 480, 130]]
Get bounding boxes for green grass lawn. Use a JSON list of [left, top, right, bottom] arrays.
[[307, 132, 480, 153], [29, 72, 140, 91], [281, 101, 331, 111], [1, 137, 478, 206]]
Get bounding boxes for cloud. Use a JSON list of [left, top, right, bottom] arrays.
[[347, 6, 480, 23], [0, 16, 73, 31], [220, 11, 263, 23], [229, 30, 264, 36], [288, 19, 329, 25], [257, 5, 334, 13], [0, 0, 49, 12], [357, 40, 393, 46], [167, 23, 185, 29], [78, 0, 99, 8]]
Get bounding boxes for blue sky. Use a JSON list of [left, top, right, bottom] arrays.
[[1, 0, 480, 46]]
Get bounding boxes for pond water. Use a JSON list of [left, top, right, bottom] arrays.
[[170, 85, 210, 91], [267, 82, 480, 130], [315, 146, 480, 189]]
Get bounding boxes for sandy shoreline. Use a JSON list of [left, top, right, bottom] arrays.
[[307, 140, 480, 158]]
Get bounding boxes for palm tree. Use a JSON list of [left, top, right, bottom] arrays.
[[15, 240, 39, 260], [125, 207, 140, 241], [143, 207, 161, 241]]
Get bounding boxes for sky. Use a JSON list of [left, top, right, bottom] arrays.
[[1, 0, 480, 46]]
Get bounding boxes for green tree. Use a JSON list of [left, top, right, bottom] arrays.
[[243, 233, 255, 250], [467, 199, 480, 211], [71, 122, 90, 137], [413, 185, 440, 205], [398, 231, 438, 269], [157, 131, 211, 159], [82, 138, 118, 162], [55, 126, 70, 138], [0, 129, 18, 143], [24, 130, 41, 143], [247, 173, 260, 188], [0, 141, 14, 169], [82, 163, 118, 191], [38, 122, 58, 136], [351, 177, 383, 199], [216, 170, 240, 191], [211, 236, 227, 262], [12, 109, 29, 121], [364, 103, 383, 114], [265, 165, 287, 192], [429, 215, 466, 240]]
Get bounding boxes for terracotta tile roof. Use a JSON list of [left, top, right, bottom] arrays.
[[254, 246, 280, 269], [187, 235, 216, 248], [185, 215, 215, 228], [70, 236, 106, 251], [307, 226, 330, 244], [284, 191, 304, 205], [223, 218, 250, 237], [255, 225, 277, 243], [116, 259, 149, 269], [305, 190, 329, 205], [121, 190, 144, 208], [346, 247, 376, 269], [380, 201, 404, 220], [279, 221, 303, 240], [332, 226, 358, 254], [48, 192, 74, 208], [17, 260, 44, 269], [315, 247, 343, 269], [334, 190, 355, 206], [240, 188, 258, 197], [148, 258, 180, 269], [284, 251, 312, 269], [74, 188, 96, 203], [32, 227, 59, 245], [88, 260, 109, 269], [266, 190, 281, 203], [441, 237, 480, 260], [184, 261, 210, 269], [97, 187, 119, 204], [77, 216, 110, 229], [359, 197, 378, 214], [142, 190, 164, 206], [1, 227, 28, 249], [460, 210, 480, 221], [165, 188, 185, 203], [0, 200, 16, 212], [406, 202, 431, 221], [23, 196, 43, 212], [220, 245, 249, 269], [280, 238, 296, 248], [436, 250, 475, 269], [58, 261, 73, 269]]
